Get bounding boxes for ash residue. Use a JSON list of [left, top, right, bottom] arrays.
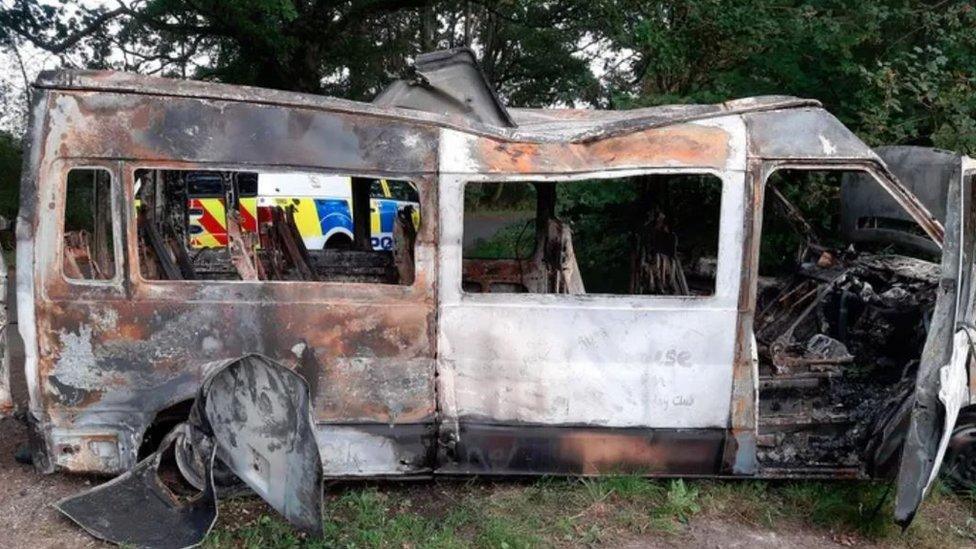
[[757, 253, 936, 469]]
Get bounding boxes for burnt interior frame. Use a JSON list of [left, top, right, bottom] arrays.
[[124, 163, 428, 288], [458, 168, 729, 299]]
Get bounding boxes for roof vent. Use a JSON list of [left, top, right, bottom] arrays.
[[374, 48, 516, 128]]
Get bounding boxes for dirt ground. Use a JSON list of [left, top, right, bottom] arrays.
[[0, 415, 109, 548]]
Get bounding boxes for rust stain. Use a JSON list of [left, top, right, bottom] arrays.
[[556, 431, 723, 474], [476, 124, 730, 173]]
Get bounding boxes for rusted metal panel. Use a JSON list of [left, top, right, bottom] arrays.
[[450, 123, 734, 175], [34, 70, 818, 144], [744, 109, 879, 161], [57, 355, 324, 547], [56, 427, 219, 548], [46, 92, 438, 174], [894, 154, 976, 525], [967, 160, 976, 407], [375, 48, 516, 128], [722, 159, 765, 475], [23, 83, 441, 475]]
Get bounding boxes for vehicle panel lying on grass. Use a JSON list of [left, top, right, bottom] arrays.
[[4, 49, 975, 542]]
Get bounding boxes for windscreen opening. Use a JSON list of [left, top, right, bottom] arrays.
[[462, 174, 723, 296], [134, 168, 420, 284]]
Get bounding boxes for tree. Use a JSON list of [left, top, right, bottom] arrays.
[[855, 2, 976, 152], [1, 0, 973, 152], [0, 0, 601, 105], [598, 0, 976, 154]]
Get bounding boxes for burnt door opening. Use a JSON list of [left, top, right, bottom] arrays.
[[441, 169, 740, 476], [755, 168, 937, 475]]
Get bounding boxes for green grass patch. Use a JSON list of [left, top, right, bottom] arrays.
[[205, 477, 976, 548]]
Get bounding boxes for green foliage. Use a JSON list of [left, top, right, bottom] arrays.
[[0, 131, 20, 221], [601, 1, 976, 156], [2, 0, 974, 148], [555, 175, 721, 294], [467, 220, 535, 259], [759, 169, 844, 274], [855, 3, 976, 153], [580, 473, 666, 502], [0, 0, 601, 105]]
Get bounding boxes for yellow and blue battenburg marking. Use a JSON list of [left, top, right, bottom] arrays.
[[187, 179, 418, 251]]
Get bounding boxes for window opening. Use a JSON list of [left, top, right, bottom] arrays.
[[135, 169, 420, 284], [461, 174, 723, 296], [63, 168, 116, 280]]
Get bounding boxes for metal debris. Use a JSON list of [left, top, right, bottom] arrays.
[[57, 427, 218, 549], [757, 252, 938, 469], [57, 354, 322, 548]]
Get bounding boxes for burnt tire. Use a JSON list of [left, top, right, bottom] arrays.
[[943, 409, 976, 493]]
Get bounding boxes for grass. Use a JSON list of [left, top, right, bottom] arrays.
[[204, 477, 976, 548]]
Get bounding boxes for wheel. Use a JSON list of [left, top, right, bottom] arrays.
[[944, 409, 976, 492], [174, 424, 209, 491], [324, 233, 352, 250], [174, 423, 243, 494]]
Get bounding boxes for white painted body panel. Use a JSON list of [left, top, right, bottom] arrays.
[[257, 173, 351, 198], [437, 118, 747, 430], [439, 305, 738, 427]]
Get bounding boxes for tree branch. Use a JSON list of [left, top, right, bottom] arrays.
[[7, 5, 127, 54]]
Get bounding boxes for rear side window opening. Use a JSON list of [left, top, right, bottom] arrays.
[[62, 167, 117, 281], [134, 168, 420, 284], [461, 173, 723, 296]]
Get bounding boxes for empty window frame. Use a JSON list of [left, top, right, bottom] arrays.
[[134, 168, 420, 284], [461, 174, 723, 296], [62, 167, 117, 281]]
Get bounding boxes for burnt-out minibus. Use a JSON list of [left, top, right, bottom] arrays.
[[6, 50, 975, 543]]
